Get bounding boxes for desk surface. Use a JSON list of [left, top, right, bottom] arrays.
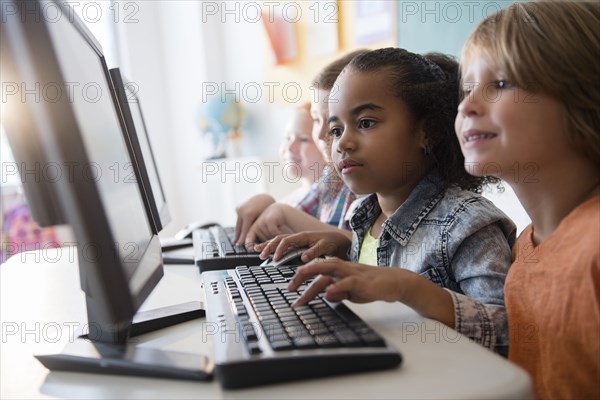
[[1, 249, 532, 399]]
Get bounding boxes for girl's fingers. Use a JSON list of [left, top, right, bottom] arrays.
[[257, 236, 282, 259], [254, 241, 267, 252], [300, 244, 321, 262], [287, 259, 350, 291], [328, 275, 359, 295], [292, 275, 332, 307], [272, 233, 309, 261], [323, 288, 349, 303], [273, 238, 294, 261]]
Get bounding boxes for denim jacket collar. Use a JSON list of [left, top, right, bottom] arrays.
[[349, 170, 446, 246]]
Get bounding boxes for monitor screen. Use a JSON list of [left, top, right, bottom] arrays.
[[109, 68, 171, 234]]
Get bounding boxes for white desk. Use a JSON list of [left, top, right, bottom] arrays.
[[1, 249, 532, 399]]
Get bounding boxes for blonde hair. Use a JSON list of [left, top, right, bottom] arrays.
[[461, 1, 600, 167]]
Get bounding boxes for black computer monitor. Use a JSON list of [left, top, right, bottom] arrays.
[[109, 67, 171, 234], [1, 0, 208, 379], [108, 67, 194, 262]]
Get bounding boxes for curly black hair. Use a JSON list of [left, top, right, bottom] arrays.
[[346, 47, 498, 193]]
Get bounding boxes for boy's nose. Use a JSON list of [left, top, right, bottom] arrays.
[[458, 89, 484, 117]]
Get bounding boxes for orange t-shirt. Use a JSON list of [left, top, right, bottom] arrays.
[[507, 196, 600, 399]]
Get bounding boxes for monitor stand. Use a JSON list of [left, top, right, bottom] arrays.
[[35, 301, 213, 381]]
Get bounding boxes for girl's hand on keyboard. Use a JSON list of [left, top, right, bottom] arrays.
[[288, 259, 456, 328], [288, 259, 408, 306], [256, 231, 351, 262]]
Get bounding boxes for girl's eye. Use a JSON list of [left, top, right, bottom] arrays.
[[329, 127, 343, 138], [358, 119, 375, 129]]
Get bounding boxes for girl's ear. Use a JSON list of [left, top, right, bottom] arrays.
[[422, 141, 432, 156], [416, 123, 431, 155]]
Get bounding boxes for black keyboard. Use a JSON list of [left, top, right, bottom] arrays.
[[192, 226, 262, 272], [202, 265, 402, 389]]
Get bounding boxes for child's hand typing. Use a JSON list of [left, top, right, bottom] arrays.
[[287, 259, 408, 306], [241, 203, 295, 249], [255, 231, 351, 263], [234, 194, 276, 245], [244, 203, 347, 250], [287, 258, 455, 328]]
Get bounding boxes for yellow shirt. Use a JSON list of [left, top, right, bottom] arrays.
[[358, 227, 378, 266]]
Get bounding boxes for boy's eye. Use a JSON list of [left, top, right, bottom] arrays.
[[496, 79, 514, 89], [461, 81, 478, 96], [358, 119, 375, 129]]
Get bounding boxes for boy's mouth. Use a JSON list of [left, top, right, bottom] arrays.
[[462, 129, 498, 146]]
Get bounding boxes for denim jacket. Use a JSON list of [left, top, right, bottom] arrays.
[[349, 170, 516, 356]]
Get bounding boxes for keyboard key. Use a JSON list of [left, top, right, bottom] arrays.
[[334, 329, 362, 346], [314, 334, 340, 347], [359, 332, 386, 347], [293, 336, 317, 349], [233, 243, 249, 254], [270, 339, 294, 351], [210, 226, 236, 255], [247, 342, 262, 355], [242, 324, 259, 342]]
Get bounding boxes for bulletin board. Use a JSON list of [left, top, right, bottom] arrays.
[[262, 1, 397, 105]]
